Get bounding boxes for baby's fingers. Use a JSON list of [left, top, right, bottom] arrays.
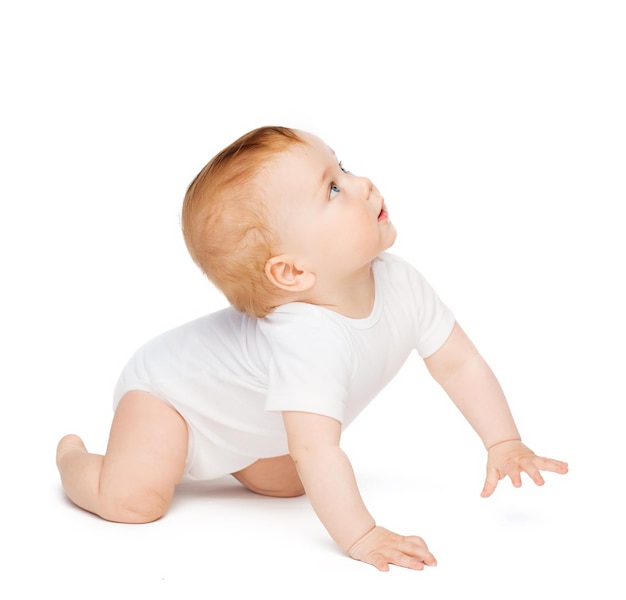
[[532, 455, 569, 475], [384, 549, 427, 572], [481, 466, 502, 498], [348, 527, 437, 571], [371, 542, 436, 572], [399, 535, 438, 566], [522, 455, 568, 485], [366, 551, 427, 572], [518, 455, 545, 486], [503, 455, 546, 488]]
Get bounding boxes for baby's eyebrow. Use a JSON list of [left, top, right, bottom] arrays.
[[316, 148, 339, 187], [318, 164, 333, 189], [315, 145, 342, 192]]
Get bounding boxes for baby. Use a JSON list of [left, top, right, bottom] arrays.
[[56, 126, 568, 571]]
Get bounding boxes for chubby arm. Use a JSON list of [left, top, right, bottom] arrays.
[[424, 322, 568, 496], [424, 322, 520, 449], [282, 411, 374, 550], [282, 411, 436, 571]]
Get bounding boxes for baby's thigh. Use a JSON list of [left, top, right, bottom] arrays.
[[232, 455, 304, 498], [101, 391, 188, 516]]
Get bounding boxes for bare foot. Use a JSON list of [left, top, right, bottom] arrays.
[[56, 434, 87, 470]]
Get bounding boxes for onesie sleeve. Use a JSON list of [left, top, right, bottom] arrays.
[[377, 253, 455, 359], [408, 265, 456, 358], [260, 305, 353, 423]]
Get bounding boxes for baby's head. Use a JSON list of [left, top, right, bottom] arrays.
[[182, 126, 305, 317], [182, 126, 395, 317]]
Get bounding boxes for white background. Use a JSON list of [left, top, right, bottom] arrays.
[[1, 1, 624, 598]]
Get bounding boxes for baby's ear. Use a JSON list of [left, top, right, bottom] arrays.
[[265, 255, 315, 292]]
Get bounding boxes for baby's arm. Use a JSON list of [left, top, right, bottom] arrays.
[[283, 411, 436, 571], [424, 322, 568, 496]]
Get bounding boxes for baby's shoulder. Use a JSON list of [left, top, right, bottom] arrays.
[[260, 302, 345, 334]]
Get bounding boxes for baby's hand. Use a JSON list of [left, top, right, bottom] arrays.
[[347, 526, 437, 572], [481, 439, 568, 498]]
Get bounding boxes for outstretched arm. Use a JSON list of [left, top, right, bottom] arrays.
[[424, 322, 568, 496], [282, 411, 437, 571]]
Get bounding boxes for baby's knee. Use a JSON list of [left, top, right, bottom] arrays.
[[238, 479, 305, 498], [232, 455, 305, 498], [276, 483, 306, 498], [98, 486, 170, 524], [252, 480, 306, 498]]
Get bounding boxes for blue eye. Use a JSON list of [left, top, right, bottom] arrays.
[[339, 161, 348, 173], [330, 183, 341, 199]]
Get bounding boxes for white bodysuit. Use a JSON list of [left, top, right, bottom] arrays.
[[113, 252, 455, 481]]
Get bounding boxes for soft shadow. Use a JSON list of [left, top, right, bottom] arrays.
[[174, 476, 252, 500], [169, 476, 309, 512]]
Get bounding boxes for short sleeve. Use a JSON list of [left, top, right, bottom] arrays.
[[260, 305, 353, 422], [371, 253, 453, 359], [408, 266, 455, 358]]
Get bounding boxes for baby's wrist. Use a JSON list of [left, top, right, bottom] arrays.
[[486, 438, 522, 451], [346, 524, 378, 556]]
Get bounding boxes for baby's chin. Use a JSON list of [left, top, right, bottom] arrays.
[[386, 227, 398, 249]]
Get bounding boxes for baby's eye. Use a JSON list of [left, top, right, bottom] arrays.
[[330, 183, 341, 199], [339, 161, 348, 174]]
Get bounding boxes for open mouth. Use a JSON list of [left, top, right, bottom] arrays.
[[378, 206, 388, 221]]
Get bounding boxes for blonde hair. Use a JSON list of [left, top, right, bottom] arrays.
[[181, 126, 305, 317]]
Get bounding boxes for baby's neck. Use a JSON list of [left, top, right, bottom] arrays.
[[306, 264, 376, 319]]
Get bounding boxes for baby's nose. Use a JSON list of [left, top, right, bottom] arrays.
[[358, 176, 374, 197]]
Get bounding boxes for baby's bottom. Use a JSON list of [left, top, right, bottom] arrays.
[[56, 391, 304, 524]]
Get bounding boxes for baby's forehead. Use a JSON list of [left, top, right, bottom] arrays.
[[276, 131, 335, 166], [249, 130, 336, 196], [295, 130, 333, 153]]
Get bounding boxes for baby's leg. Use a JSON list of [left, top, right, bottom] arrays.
[[56, 390, 188, 523], [232, 455, 305, 498]]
